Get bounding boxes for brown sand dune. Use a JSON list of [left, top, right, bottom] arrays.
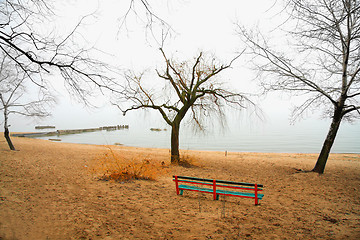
[[0, 135, 359, 239]]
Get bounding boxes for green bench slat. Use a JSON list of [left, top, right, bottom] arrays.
[[178, 185, 264, 199], [179, 185, 214, 193]]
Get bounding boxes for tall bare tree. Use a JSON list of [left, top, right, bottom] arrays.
[[0, 55, 55, 150], [115, 48, 253, 163], [237, 0, 360, 173]]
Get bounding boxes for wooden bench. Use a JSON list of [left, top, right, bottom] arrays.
[[173, 175, 264, 205]]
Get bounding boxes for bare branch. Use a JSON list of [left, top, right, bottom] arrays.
[[118, 0, 173, 39]]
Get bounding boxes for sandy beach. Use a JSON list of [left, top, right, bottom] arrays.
[[0, 135, 359, 239]]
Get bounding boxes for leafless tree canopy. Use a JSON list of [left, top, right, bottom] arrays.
[[117, 49, 251, 130], [0, 0, 172, 104], [0, 0, 120, 101]]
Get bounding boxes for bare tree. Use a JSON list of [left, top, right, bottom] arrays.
[[0, 54, 55, 150], [237, 0, 360, 173], [114, 48, 254, 163]]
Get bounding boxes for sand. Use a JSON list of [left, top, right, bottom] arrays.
[[0, 135, 359, 239]]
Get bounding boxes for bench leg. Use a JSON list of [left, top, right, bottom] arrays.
[[255, 184, 258, 205], [213, 180, 217, 200], [179, 190, 184, 195], [216, 194, 219, 200], [175, 176, 179, 195]]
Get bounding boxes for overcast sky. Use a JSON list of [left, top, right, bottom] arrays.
[[4, 0, 360, 137]]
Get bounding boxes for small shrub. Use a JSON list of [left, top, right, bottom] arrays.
[[90, 147, 168, 181], [178, 153, 200, 168]]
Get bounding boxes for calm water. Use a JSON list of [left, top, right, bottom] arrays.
[[33, 121, 360, 153]]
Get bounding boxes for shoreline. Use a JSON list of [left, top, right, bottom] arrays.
[[9, 132, 360, 155]]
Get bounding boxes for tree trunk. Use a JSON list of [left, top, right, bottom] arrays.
[[4, 127, 16, 151], [312, 108, 343, 174], [170, 122, 180, 164]]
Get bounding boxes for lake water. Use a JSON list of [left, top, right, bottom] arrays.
[[33, 120, 360, 153]]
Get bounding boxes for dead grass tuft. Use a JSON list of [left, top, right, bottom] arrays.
[[177, 153, 201, 168], [89, 147, 168, 181]]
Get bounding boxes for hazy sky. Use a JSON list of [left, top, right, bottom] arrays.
[[4, 0, 360, 137]]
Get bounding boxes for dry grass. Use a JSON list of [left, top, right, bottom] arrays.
[[89, 146, 168, 181], [177, 152, 201, 168]]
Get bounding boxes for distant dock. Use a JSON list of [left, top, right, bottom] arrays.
[[12, 125, 129, 138]]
